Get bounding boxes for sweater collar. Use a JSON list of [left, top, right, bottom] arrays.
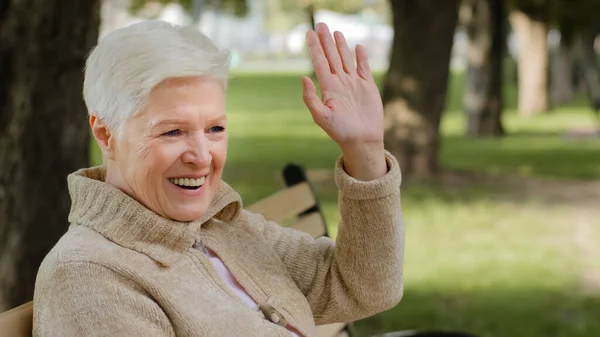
[[66, 166, 242, 267]]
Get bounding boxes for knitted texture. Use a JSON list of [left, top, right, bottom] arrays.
[[32, 151, 404, 337]]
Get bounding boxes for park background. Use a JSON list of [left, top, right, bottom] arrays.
[[1, 1, 599, 336]]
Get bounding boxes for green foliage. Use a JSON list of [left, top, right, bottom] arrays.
[[129, 0, 248, 17]]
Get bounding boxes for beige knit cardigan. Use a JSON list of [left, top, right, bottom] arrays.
[[32, 151, 404, 337]]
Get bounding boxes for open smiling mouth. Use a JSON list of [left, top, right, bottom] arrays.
[[169, 176, 206, 190]]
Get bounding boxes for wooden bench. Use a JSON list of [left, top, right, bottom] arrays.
[[0, 163, 352, 337], [0, 301, 33, 337]]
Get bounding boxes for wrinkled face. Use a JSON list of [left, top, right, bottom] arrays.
[[104, 77, 227, 222]]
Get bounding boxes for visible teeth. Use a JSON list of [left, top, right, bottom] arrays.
[[170, 176, 206, 187]]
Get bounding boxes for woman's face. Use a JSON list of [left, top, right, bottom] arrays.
[[102, 77, 227, 222]]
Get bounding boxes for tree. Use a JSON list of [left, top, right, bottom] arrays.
[[579, 29, 600, 113], [382, 0, 458, 179], [549, 27, 575, 106], [0, 1, 100, 311], [508, 0, 552, 116], [461, 0, 506, 137], [550, 0, 600, 111]]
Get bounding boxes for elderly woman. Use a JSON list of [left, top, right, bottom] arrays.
[[32, 20, 404, 337]]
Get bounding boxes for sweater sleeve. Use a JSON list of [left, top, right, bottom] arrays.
[[33, 261, 176, 337], [251, 150, 404, 324]]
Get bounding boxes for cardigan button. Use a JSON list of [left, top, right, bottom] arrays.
[[258, 303, 288, 327]]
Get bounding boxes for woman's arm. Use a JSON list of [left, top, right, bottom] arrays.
[[249, 149, 404, 325], [259, 22, 405, 324], [33, 261, 176, 337]]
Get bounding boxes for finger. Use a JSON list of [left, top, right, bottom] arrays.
[[316, 22, 344, 74], [302, 76, 329, 122], [333, 31, 356, 74], [306, 30, 332, 86], [356, 44, 373, 81]]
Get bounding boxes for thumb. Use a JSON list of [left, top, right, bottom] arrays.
[[302, 76, 328, 121]]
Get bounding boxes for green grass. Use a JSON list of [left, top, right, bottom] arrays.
[[89, 72, 600, 337], [438, 70, 600, 180]]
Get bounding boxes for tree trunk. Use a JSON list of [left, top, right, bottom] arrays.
[[305, 2, 316, 78], [509, 10, 548, 116], [306, 2, 316, 30], [382, 0, 458, 179], [462, 0, 505, 137], [550, 31, 575, 106], [579, 31, 600, 111], [0, 1, 100, 311]]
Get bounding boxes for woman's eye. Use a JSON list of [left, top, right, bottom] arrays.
[[162, 129, 182, 137], [208, 126, 225, 133]]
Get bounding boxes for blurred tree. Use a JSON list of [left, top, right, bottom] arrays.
[[382, 0, 458, 179], [508, 0, 552, 116], [550, 0, 578, 106], [550, 0, 600, 111], [550, 0, 600, 105], [550, 28, 575, 106], [460, 0, 506, 137], [565, 1, 600, 112], [0, 1, 100, 310], [579, 29, 600, 113]]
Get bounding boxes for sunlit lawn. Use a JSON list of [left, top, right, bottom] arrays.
[[90, 72, 600, 337]]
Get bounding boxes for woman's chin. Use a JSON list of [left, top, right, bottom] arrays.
[[167, 206, 208, 222]]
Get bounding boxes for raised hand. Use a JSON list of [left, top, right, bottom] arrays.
[[302, 22, 387, 180]]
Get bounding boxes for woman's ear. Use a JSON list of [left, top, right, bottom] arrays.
[[89, 115, 116, 161]]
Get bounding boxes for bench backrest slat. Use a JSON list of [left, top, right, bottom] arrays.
[[246, 182, 315, 224]]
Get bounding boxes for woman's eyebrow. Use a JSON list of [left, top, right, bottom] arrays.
[[211, 115, 228, 123], [149, 119, 187, 131]]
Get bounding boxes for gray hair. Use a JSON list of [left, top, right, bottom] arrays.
[[83, 20, 231, 138]]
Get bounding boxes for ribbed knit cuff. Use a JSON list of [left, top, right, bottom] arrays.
[[334, 150, 402, 200]]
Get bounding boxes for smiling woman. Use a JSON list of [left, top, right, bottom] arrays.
[[90, 76, 228, 222], [32, 20, 405, 337]]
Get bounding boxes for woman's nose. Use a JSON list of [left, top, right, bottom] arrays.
[[181, 136, 212, 167]]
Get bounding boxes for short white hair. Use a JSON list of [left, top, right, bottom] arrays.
[[83, 20, 230, 137]]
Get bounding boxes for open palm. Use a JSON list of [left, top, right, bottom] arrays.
[[302, 23, 384, 149]]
